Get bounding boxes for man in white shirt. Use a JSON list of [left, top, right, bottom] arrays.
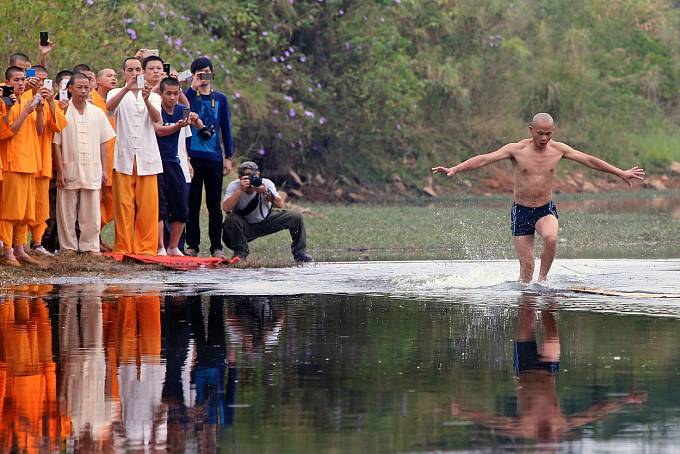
[[53, 73, 116, 254], [222, 161, 312, 263], [106, 57, 163, 255]]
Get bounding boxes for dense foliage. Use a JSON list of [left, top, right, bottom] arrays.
[[4, 0, 680, 182]]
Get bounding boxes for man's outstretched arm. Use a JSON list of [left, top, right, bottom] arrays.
[[562, 145, 645, 186], [432, 144, 514, 178]]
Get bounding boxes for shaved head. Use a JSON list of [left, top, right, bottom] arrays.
[[531, 113, 554, 128], [97, 68, 115, 78]]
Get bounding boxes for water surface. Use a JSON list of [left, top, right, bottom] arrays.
[[1, 259, 679, 452]]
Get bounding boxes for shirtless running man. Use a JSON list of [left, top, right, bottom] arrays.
[[432, 113, 646, 283]]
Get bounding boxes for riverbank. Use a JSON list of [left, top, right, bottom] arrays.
[[1, 190, 678, 285]]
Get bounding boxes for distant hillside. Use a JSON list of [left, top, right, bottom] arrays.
[[4, 0, 680, 184]]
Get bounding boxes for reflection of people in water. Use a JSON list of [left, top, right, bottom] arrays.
[[115, 293, 167, 451], [451, 295, 646, 443], [162, 295, 195, 452], [59, 285, 115, 451], [0, 285, 63, 453], [190, 295, 237, 450], [226, 296, 285, 354]]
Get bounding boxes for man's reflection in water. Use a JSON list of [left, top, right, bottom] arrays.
[[0, 285, 61, 453], [226, 296, 285, 355], [162, 295, 194, 453], [451, 295, 646, 444], [115, 293, 167, 452], [59, 285, 114, 451]]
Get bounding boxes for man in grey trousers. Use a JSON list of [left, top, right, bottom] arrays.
[[221, 161, 313, 263]]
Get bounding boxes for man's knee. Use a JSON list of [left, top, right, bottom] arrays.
[[223, 213, 245, 229], [284, 210, 304, 227], [542, 234, 558, 247]]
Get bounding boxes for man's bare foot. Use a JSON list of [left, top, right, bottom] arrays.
[[16, 251, 42, 266], [1, 255, 21, 267]]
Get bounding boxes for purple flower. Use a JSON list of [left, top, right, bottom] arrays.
[[272, 109, 279, 115], [344, 41, 352, 50], [234, 92, 241, 99], [124, 18, 134, 24], [316, 82, 322, 89], [288, 109, 296, 117], [286, 64, 292, 71], [276, 132, 283, 139], [395, 0, 401, 3], [380, 17, 385, 23], [284, 51, 290, 58], [284, 95, 293, 102], [339, 9, 344, 16], [126, 28, 137, 40], [258, 146, 266, 156], [272, 56, 279, 63], [86, 0, 94, 5], [299, 55, 306, 62], [285, 79, 292, 86], [262, 31, 269, 36], [304, 110, 315, 118], [307, 87, 313, 93], [396, 122, 401, 131], [174, 38, 183, 47], [319, 116, 327, 125]]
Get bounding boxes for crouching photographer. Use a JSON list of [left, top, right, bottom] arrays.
[[222, 162, 313, 263]]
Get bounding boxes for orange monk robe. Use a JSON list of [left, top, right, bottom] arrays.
[[0, 97, 40, 247], [0, 296, 59, 453], [29, 103, 66, 245], [0, 100, 15, 181], [91, 89, 117, 226]]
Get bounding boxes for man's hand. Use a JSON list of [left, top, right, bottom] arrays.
[[56, 171, 67, 189], [102, 173, 110, 187], [432, 166, 457, 177], [39, 40, 55, 57], [39, 87, 54, 103], [223, 157, 232, 175], [35, 96, 45, 112], [134, 48, 148, 60], [188, 112, 199, 125], [23, 100, 37, 115], [26, 77, 41, 92], [58, 99, 69, 112], [123, 76, 137, 92], [239, 175, 252, 191], [619, 166, 645, 186], [190, 74, 202, 91], [188, 162, 194, 179], [141, 84, 151, 101]]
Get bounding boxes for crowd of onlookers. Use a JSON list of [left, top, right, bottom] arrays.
[[0, 41, 312, 266]]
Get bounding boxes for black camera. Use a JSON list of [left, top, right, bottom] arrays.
[[199, 124, 216, 140], [249, 175, 263, 187]]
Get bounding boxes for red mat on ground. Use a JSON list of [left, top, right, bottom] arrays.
[[103, 252, 229, 270]]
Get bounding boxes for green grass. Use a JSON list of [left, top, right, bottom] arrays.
[[626, 131, 680, 168], [101, 190, 680, 262]]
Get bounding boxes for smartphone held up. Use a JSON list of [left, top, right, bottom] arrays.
[[40, 31, 49, 46], [136, 74, 145, 89]]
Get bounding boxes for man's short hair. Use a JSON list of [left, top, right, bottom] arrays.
[[122, 57, 141, 70], [9, 52, 30, 66], [67, 72, 90, 87], [190, 57, 213, 74], [5, 66, 24, 81], [143, 55, 164, 69], [55, 70, 73, 85], [159, 77, 180, 92], [73, 63, 92, 73], [238, 161, 259, 175], [32, 65, 48, 75]]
